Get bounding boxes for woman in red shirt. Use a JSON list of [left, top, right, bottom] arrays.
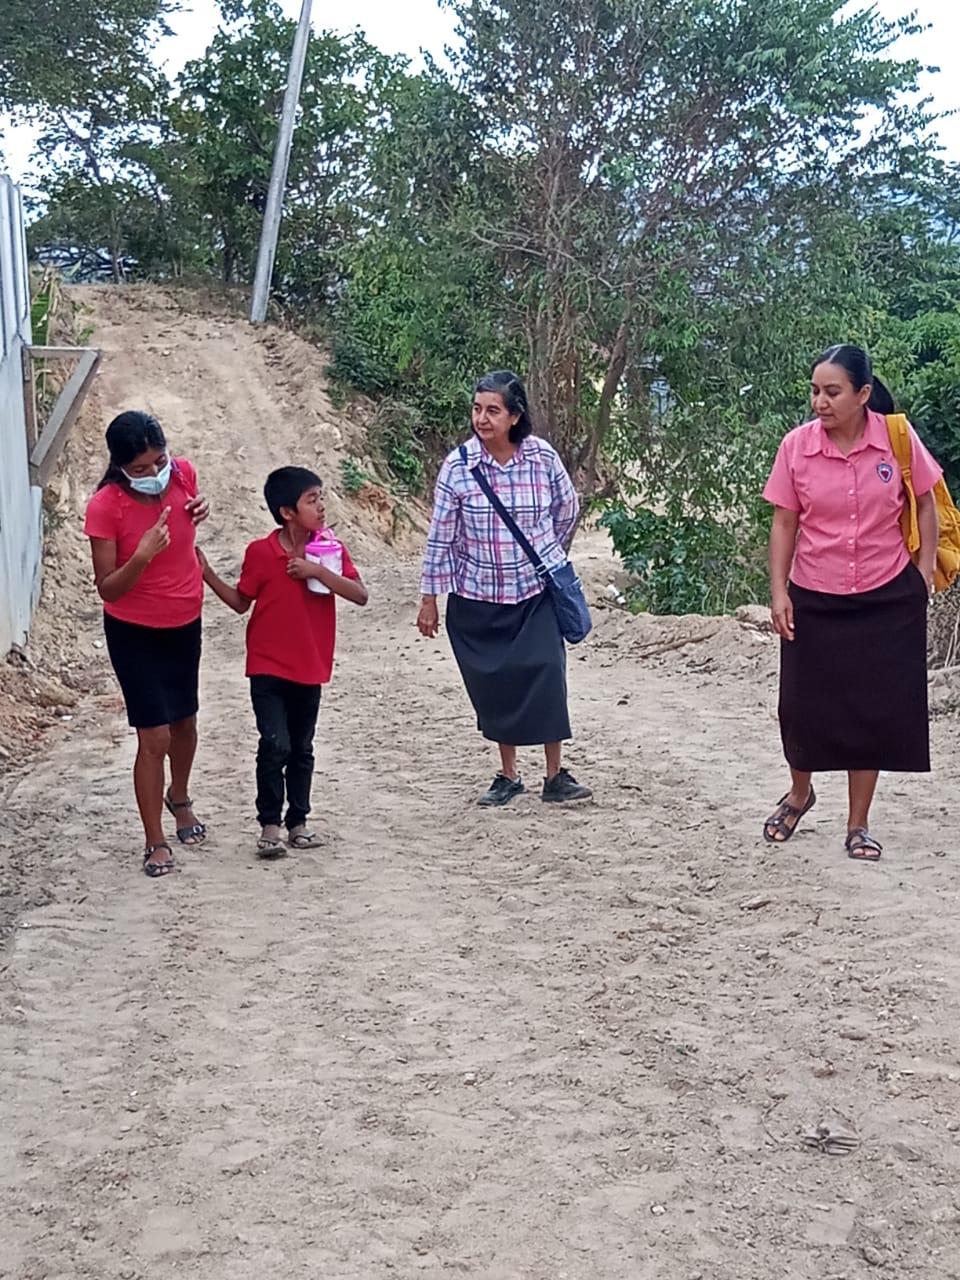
[[761, 345, 941, 860], [84, 411, 210, 877]]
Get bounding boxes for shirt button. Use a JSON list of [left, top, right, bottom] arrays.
[[848, 489, 854, 495], [848, 539, 853, 545], [850, 514, 855, 520], [849, 562, 854, 567]]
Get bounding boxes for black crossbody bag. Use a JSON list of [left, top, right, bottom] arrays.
[[460, 445, 592, 644]]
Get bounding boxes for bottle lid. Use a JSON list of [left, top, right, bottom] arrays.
[[306, 527, 341, 552]]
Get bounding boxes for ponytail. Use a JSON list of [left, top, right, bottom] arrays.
[[97, 461, 128, 490], [867, 375, 895, 416]]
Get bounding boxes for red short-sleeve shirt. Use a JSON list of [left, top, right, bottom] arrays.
[[763, 411, 942, 595], [83, 458, 204, 628], [238, 530, 361, 686]]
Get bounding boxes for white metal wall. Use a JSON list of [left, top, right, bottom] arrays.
[[0, 175, 41, 655]]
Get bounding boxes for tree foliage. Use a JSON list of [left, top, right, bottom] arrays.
[[0, 0, 170, 115], [172, 0, 397, 286], [18, 0, 960, 612]]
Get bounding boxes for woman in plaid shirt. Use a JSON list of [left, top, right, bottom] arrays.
[[417, 370, 593, 807]]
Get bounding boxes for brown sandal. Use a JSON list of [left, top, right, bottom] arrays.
[[845, 828, 882, 861], [762, 787, 816, 843]]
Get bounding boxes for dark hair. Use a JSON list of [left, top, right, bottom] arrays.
[[812, 344, 896, 415], [474, 369, 534, 443], [98, 410, 166, 489], [264, 466, 323, 525]]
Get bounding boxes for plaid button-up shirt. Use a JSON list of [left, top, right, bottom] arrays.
[[419, 434, 579, 603]]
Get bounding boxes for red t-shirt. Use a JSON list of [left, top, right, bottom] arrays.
[[238, 529, 361, 685], [83, 458, 203, 628]]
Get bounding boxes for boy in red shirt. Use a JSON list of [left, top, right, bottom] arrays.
[[201, 467, 367, 856]]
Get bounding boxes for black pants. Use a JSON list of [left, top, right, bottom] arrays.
[[249, 675, 322, 829]]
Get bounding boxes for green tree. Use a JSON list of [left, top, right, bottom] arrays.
[[329, 68, 516, 434], [439, 0, 930, 485], [0, 0, 170, 115], [25, 55, 174, 281], [172, 0, 397, 286]]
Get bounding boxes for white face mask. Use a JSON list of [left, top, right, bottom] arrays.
[[122, 459, 172, 496]]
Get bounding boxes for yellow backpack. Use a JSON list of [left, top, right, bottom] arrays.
[[886, 413, 960, 593]]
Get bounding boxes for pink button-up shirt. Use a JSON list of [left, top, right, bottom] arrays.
[[763, 410, 942, 595]]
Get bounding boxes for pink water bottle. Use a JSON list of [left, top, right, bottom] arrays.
[[304, 529, 343, 594]]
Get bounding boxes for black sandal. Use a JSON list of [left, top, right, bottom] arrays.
[[256, 836, 287, 860], [845, 828, 882, 861], [164, 792, 207, 845], [144, 842, 176, 878], [762, 786, 816, 844]]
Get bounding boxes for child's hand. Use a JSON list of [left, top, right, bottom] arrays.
[[185, 494, 210, 525], [286, 556, 313, 580], [135, 507, 171, 563]]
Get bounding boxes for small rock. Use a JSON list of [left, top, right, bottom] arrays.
[[650, 1203, 666, 1216], [734, 604, 773, 631], [462, 1071, 478, 1086], [741, 895, 773, 911], [861, 1244, 884, 1266], [892, 1141, 921, 1162]]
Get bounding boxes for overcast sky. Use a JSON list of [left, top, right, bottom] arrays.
[[2, 0, 958, 178]]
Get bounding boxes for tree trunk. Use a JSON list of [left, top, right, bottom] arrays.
[[582, 310, 630, 496]]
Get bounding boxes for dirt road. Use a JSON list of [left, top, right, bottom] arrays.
[[3, 287, 960, 1279]]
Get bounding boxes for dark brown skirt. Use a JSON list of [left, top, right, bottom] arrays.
[[779, 562, 930, 772]]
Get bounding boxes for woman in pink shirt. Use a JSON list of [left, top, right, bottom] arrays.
[[762, 344, 941, 860], [84, 412, 210, 877]]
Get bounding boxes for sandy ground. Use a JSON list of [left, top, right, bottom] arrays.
[[3, 286, 960, 1279]]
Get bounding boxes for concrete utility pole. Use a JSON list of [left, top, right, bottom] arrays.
[[250, 0, 313, 324]]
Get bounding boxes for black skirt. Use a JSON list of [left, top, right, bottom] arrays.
[[779, 562, 930, 772], [103, 612, 202, 729], [446, 591, 571, 745]]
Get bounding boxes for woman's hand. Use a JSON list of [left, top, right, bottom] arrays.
[[770, 588, 795, 641], [135, 506, 171, 563], [185, 494, 210, 525], [417, 597, 440, 638]]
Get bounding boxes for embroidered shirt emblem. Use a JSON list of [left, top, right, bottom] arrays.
[[877, 462, 893, 483]]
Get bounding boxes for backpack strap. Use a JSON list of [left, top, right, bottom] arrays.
[[885, 414, 921, 554]]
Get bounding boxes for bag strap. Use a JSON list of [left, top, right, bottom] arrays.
[[885, 414, 921, 553], [459, 444, 548, 579]]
